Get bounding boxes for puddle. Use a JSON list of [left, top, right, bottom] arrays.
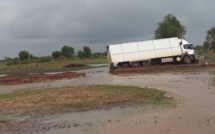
[[1, 66, 215, 134], [40, 68, 215, 134], [87, 63, 109, 67], [42, 104, 173, 134], [0, 74, 7, 77], [43, 72, 66, 75]]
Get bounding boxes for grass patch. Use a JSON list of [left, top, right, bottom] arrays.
[[0, 85, 175, 115]]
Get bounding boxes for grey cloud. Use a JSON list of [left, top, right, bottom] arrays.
[[0, 0, 215, 59]]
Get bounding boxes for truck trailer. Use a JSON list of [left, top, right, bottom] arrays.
[[107, 37, 198, 70]]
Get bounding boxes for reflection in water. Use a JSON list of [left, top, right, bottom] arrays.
[[0, 74, 7, 77], [43, 104, 173, 134]]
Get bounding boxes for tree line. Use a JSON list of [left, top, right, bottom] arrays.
[[4, 45, 106, 65], [18, 45, 106, 61], [52, 45, 92, 59]]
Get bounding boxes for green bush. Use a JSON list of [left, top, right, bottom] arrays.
[[38, 56, 52, 63]]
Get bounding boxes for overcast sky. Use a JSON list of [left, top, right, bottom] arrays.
[[0, 0, 214, 59]]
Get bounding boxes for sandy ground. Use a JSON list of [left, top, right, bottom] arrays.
[[0, 66, 215, 134]]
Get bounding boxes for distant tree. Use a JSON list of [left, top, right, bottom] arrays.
[[92, 52, 102, 58], [61, 45, 74, 58], [29, 54, 34, 59], [194, 45, 203, 51], [5, 57, 18, 65], [206, 27, 215, 53], [39, 56, 52, 63], [57, 55, 68, 61], [203, 41, 210, 50], [83, 46, 91, 58], [4, 57, 12, 61], [13, 57, 20, 65], [78, 51, 85, 59], [19, 51, 30, 61], [154, 14, 186, 39], [52, 51, 62, 58]]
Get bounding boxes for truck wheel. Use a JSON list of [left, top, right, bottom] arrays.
[[131, 62, 140, 67], [183, 56, 192, 64]]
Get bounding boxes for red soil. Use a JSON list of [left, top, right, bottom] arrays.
[[0, 72, 86, 85]]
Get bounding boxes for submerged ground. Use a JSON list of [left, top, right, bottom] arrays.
[[0, 60, 215, 134]]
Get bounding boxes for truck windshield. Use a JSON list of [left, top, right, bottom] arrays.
[[183, 44, 193, 49]]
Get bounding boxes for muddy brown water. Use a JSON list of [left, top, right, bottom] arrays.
[[0, 67, 215, 134]]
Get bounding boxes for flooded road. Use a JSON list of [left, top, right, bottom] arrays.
[[1, 67, 215, 134]]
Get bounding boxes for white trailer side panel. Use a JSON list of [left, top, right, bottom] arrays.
[[155, 49, 172, 57], [110, 54, 124, 63], [121, 42, 138, 53], [138, 41, 156, 60], [138, 41, 154, 51], [139, 50, 156, 60], [171, 47, 182, 55], [123, 52, 140, 61], [169, 38, 180, 47], [118, 42, 141, 62], [109, 44, 122, 54], [152, 38, 181, 58], [153, 39, 171, 49], [108, 37, 183, 64]]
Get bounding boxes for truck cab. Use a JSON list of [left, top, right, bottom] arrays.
[[180, 40, 198, 63]]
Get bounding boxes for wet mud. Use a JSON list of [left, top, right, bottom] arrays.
[[0, 72, 85, 85], [0, 64, 215, 134]]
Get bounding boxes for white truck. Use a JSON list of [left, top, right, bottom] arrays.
[[107, 37, 198, 70]]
